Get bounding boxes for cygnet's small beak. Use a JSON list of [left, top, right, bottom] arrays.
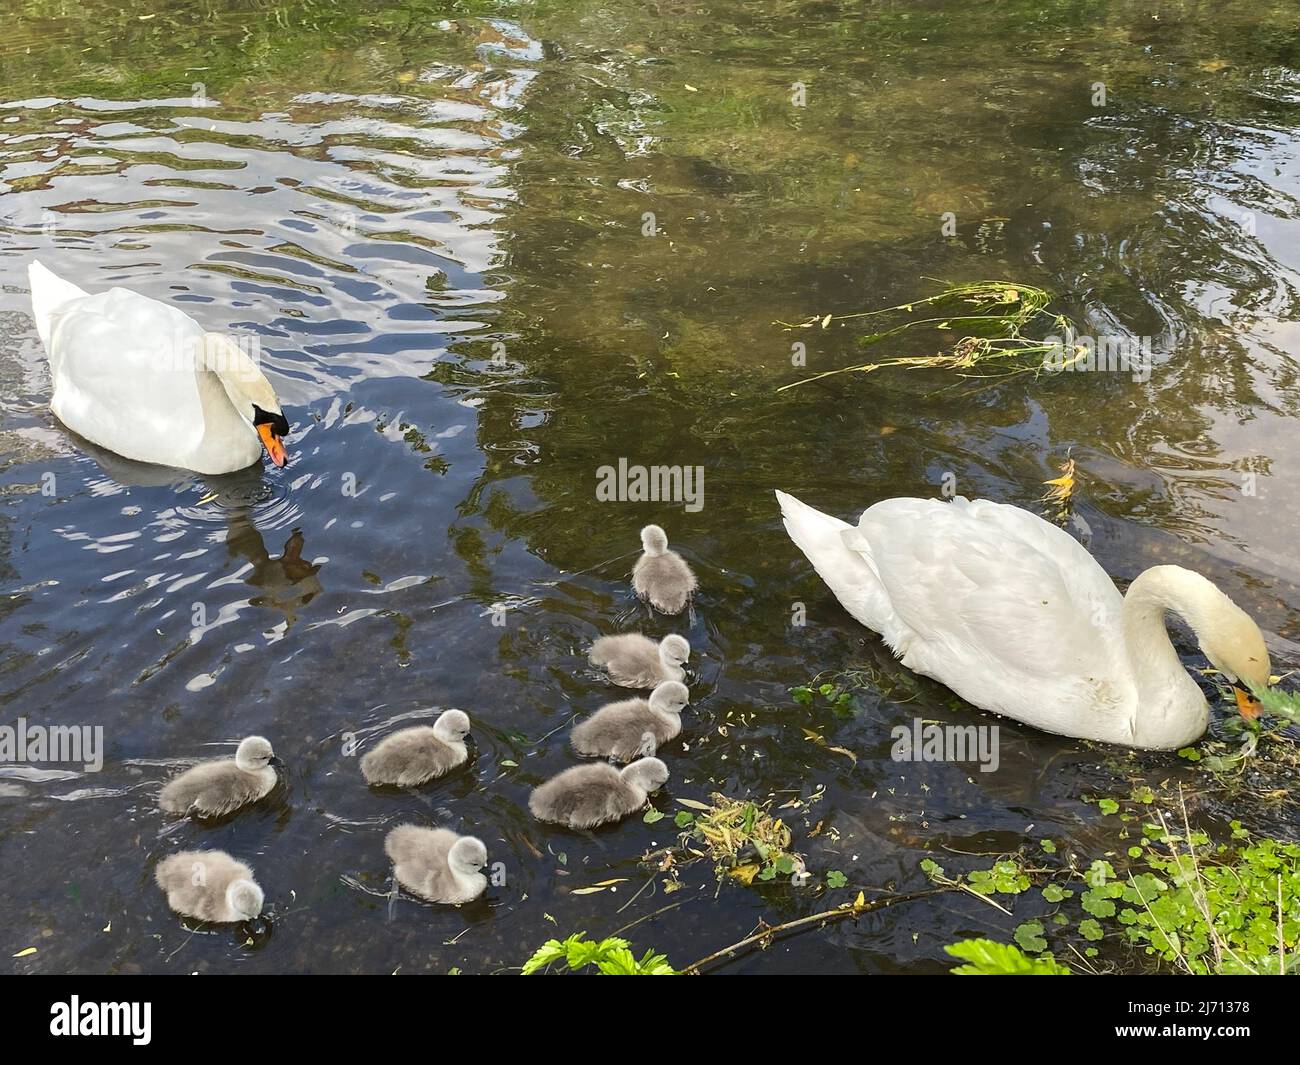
[[257, 423, 288, 467], [1232, 686, 1262, 722], [269, 756, 286, 769]]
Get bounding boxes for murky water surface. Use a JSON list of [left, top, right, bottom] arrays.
[[3, 1, 1300, 973]]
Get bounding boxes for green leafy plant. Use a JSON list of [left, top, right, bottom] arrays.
[[945, 938, 1071, 975], [521, 932, 677, 975], [791, 681, 856, 716], [1115, 825, 1300, 974], [942, 795, 1300, 975], [1250, 682, 1300, 726]]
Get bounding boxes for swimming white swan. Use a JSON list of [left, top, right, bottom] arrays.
[[28, 260, 290, 474], [159, 736, 283, 817], [775, 490, 1271, 749], [529, 757, 669, 828], [384, 826, 488, 904], [360, 709, 471, 786], [155, 850, 264, 922], [633, 525, 698, 614], [571, 681, 690, 762], [589, 633, 690, 689]]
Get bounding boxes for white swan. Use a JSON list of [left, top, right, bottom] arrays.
[[776, 490, 1271, 749], [28, 260, 290, 474]]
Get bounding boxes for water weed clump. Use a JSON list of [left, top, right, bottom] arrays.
[[651, 792, 801, 886], [1174, 672, 1300, 794], [777, 280, 1075, 391]]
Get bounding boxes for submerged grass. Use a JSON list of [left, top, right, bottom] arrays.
[[777, 279, 1077, 391]]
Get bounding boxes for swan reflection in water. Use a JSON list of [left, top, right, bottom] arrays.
[[70, 428, 323, 624], [227, 519, 322, 622]]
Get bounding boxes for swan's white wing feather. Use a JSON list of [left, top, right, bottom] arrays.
[[852, 498, 1136, 740], [48, 286, 210, 464], [33, 265, 262, 472]]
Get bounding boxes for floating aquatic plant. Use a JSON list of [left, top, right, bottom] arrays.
[[694, 793, 799, 885], [651, 792, 801, 886], [777, 280, 1077, 391], [933, 789, 1300, 975]]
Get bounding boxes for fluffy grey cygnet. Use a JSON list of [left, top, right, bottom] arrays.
[[155, 850, 265, 922], [588, 632, 689, 688], [360, 709, 471, 786], [528, 757, 670, 829], [384, 825, 488, 904], [632, 525, 698, 614], [570, 681, 690, 762], [158, 736, 282, 817]]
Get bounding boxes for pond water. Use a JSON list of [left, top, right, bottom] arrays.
[[2, 0, 1300, 974]]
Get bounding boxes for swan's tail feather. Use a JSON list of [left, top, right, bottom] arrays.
[[28, 259, 88, 359], [774, 489, 891, 634], [775, 489, 852, 563]]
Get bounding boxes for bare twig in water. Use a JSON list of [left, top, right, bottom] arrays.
[[680, 887, 952, 974]]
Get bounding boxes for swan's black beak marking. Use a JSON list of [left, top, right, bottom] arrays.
[[253, 405, 291, 439]]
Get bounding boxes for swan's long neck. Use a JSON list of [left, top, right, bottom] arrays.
[[202, 333, 279, 422], [1121, 566, 1218, 747]]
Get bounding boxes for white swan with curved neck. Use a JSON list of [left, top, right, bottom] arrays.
[[28, 260, 290, 474], [776, 491, 1271, 749]]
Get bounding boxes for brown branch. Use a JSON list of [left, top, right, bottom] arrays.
[[679, 887, 952, 975]]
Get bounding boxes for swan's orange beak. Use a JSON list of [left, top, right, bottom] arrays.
[[1232, 686, 1262, 721], [257, 423, 288, 467]]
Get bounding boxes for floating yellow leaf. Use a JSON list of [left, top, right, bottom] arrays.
[[728, 863, 760, 885], [1042, 457, 1077, 506], [676, 798, 712, 811], [684, 84, 699, 92], [12, 947, 36, 958]]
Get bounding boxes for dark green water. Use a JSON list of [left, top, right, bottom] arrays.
[[2, 0, 1300, 973]]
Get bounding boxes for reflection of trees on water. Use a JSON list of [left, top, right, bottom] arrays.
[[430, 0, 1300, 579]]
